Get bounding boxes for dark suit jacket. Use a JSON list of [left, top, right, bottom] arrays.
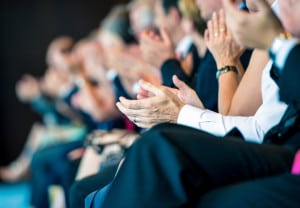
[[264, 44, 300, 148], [278, 44, 300, 104]]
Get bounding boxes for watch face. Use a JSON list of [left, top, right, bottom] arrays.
[[216, 66, 238, 79]]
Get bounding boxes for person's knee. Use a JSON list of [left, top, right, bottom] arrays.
[[31, 150, 47, 170], [151, 123, 178, 131], [69, 181, 84, 208], [134, 125, 170, 150], [197, 184, 254, 208]]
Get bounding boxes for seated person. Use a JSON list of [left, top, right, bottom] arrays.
[[116, 0, 286, 144], [140, 0, 252, 111], [89, 1, 300, 206], [0, 37, 87, 182]]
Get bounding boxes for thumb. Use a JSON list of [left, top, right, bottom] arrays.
[[172, 75, 189, 92], [160, 27, 172, 45]]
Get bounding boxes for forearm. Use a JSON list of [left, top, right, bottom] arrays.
[[218, 60, 244, 115], [227, 50, 268, 116]]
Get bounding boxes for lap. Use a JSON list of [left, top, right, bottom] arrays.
[[198, 173, 300, 208], [143, 123, 295, 181]]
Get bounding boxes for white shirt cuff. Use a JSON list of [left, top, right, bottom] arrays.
[[177, 105, 226, 137]]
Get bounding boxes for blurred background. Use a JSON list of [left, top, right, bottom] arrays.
[[0, 0, 129, 166], [0, 1, 128, 206]]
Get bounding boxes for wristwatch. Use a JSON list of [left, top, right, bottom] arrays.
[[216, 65, 238, 79]]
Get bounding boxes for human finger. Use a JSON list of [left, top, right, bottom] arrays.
[[119, 95, 162, 110], [137, 87, 154, 99], [218, 9, 227, 35], [172, 75, 189, 92], [207, 20, 214, 40], [139, 80, 163, 96], [204, 29, 210, 43], [116, 101, 152, 118], [212, 12, 219, 38], [160, 27, 172, 45]]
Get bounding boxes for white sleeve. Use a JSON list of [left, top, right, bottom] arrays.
[[177, 103, 286, 144]]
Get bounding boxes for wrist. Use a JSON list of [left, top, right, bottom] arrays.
[[216, 65, 238, 79], [217, 59, 237, 70]]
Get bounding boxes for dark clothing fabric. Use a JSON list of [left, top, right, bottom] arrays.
[[101, 123, 296, 207], [69, 164, 118, 208], [113, 75, 133, 100], [30, 74, 136, 208], [198, 173, 300, 208], [100, 43, 300, 207], [278, 44, 300, 104], [161, 49, 252, 111], [31, 86, 81, 125], [264, 44, 300, 149], [161, 44, 200, 87], [30, 141, 82, 208]]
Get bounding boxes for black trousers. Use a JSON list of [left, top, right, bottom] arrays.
[[198, 173, 300, 207], [30, 141, 82, 208], [69, 164, 118, 208], [101, 123, 296, 207]]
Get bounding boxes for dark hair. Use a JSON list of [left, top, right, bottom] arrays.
[[161, 0, 180, 14]]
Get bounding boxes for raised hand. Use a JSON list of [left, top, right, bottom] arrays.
[[222, 0, 284, 50], [205, 9, 245, 69], [172, 75, 204, 109], [140, 27, 176, 69]]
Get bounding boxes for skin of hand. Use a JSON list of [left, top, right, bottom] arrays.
[[136, 75, 204, 107], [172, 75, 204, 109], [222, 0, 284, 50], [140, 27, 176, 69], [178, 52, 194, 76], [204, 10, 245, 69], [110, 46, 158, 82], [116, 80, 185, 128]]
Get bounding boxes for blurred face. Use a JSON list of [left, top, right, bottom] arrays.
[[130, 4, 154, 39], [196, 0, 222, 20], [279, 0, 300, 38]]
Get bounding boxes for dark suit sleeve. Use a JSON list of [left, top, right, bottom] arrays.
[[160, 59, 189, 87], [278, 44, 300, 104], [160, 44, 200, 87]]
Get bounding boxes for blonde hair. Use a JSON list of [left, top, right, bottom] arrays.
[[178, 0, 206, 35]]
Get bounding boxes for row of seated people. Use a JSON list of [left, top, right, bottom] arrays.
[[2, 0, 300, 207]]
